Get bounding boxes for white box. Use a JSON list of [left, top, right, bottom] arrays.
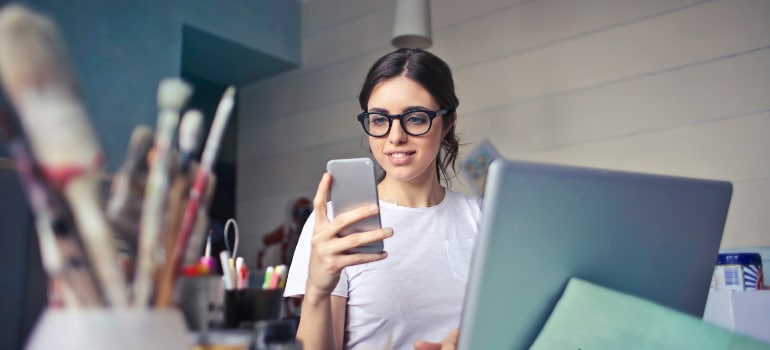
[[703, 288, 770, 344]]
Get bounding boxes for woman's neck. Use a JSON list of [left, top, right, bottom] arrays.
[[377, 176, 446, 208]]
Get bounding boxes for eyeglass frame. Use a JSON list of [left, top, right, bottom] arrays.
[[356, 108, 450, 137]]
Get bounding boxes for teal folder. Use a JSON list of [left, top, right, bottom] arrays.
[[531, 278, 770, 350]]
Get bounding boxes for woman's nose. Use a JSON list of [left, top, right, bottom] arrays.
[[388, 119, 407, 144]]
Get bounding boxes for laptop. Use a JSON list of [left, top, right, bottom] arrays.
[[458, 159, 733, 349]]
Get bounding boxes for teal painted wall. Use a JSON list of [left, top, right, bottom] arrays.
[[3, 0, 300, 171], [0, 1, 300, 348]]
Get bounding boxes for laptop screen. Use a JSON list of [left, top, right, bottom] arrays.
[[458, 159, 732, 349]]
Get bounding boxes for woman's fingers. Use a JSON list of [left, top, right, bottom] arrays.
[[334, 249, 388, 268], [413, 328, 459, 350], [320, 227, 392, 256], [325, 203, 379, 234]]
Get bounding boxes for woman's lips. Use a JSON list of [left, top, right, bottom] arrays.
[[385, 151, 415, 165]]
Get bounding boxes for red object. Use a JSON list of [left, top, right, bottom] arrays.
[[170, 171, 208, 278]]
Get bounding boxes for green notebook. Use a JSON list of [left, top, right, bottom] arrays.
[[531, 278, 770, 350]]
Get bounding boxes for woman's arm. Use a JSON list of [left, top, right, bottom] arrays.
[[296, 294, 347, 350], [295, 172, 392, 350]]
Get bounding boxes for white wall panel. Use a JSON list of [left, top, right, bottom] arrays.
[[516, 112, 770, 182], [303, 9, 393, 69], [459, 48, 770, 154], [455, 0, 770, 114], [238, 138, 370, 201], [240, 97, 360, 161], [239, 51, 384, 129], [432, 0, 703, 68], [517, 113, 770, 248], [301, 0, 387, 37], [724, 179, 770, 248]]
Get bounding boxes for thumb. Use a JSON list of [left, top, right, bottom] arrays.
[[413, 340, 441, 350]]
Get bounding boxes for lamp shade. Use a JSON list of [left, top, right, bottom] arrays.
[[391, 0, 432, 49]]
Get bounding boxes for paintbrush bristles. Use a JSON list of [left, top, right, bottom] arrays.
[[200, 86, 235, 168], [0, 5, 75, 101], [157, 78, 192, 111], [0, 5, 99, 169], [178, 109, 203, 153]]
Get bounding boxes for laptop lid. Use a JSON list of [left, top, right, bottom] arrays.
[[458, 159, 733, 349]]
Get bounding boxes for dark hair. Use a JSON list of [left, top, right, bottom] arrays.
[[358, 48, 460, 185]]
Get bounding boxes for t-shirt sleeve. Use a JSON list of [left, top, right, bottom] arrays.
[[284, 212, 315, 298], [283, 205, 350, 299]]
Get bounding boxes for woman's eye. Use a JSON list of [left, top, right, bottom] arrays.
[[406, 114, 429, 125], [370, 116, 389, 125]]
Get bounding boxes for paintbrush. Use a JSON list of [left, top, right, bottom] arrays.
[[0, 4, 128, 307], [169, 86, 235, 284], [132, 78, 192, 308], [153, 109, 204, 307], [178, 109, 203, 172], [0, 107, 104, 308], [106, 125, 153, 282]]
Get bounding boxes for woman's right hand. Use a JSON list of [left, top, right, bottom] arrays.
[[304, 172, 392, 299]]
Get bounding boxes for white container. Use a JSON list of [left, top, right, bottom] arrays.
[[25, 308, 192, 350]]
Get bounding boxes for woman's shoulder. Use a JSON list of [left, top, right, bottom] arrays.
[[444, 189, 482, 211], [446, 188, 480, 203]]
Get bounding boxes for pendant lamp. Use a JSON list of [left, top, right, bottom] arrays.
[[391, 0, 432, 49]]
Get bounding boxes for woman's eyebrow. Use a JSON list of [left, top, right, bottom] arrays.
[[368, 105, 429, 113], [403, 105, 429, 112]]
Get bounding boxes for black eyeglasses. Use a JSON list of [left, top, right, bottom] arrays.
[[357, 109, 449, 137]]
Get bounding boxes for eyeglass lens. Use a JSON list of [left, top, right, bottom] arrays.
[[365, 111, 432, 136]]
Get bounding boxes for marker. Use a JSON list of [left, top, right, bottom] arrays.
[[268, 265, 282, 290], [277, 265, 288, 289], [219, 250, 234, 290], [235, 257, 247, 289], [241, 265, 249, 289], [199, 233, 213, 273], [262, 266, 274, 290]]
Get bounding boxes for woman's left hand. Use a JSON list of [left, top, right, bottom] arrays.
[[413, 328, 459, 350]]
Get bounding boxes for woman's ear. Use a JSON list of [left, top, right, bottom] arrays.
[[442, 112, 457, 138]]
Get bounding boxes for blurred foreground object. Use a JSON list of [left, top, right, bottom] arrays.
[[0, 3, 127, 307]]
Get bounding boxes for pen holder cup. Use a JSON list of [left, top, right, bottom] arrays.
[[224, 288, 284, 329], [25, 308, 191, 350], [175, 275, 225, 331]]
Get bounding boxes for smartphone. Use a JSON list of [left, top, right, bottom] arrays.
[[326, 157, 384, 254]]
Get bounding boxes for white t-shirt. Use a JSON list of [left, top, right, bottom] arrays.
[[284, 190, 482, 350]]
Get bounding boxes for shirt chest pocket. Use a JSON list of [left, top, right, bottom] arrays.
[[444, 238, 475, 281]]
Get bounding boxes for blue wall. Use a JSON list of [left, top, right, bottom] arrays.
[[4, 0, 300, 171]]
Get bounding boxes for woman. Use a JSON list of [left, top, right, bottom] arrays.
[[284, 48, 481, 350]]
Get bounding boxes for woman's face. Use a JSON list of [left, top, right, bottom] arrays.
[[366, 75, 450, 184]]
